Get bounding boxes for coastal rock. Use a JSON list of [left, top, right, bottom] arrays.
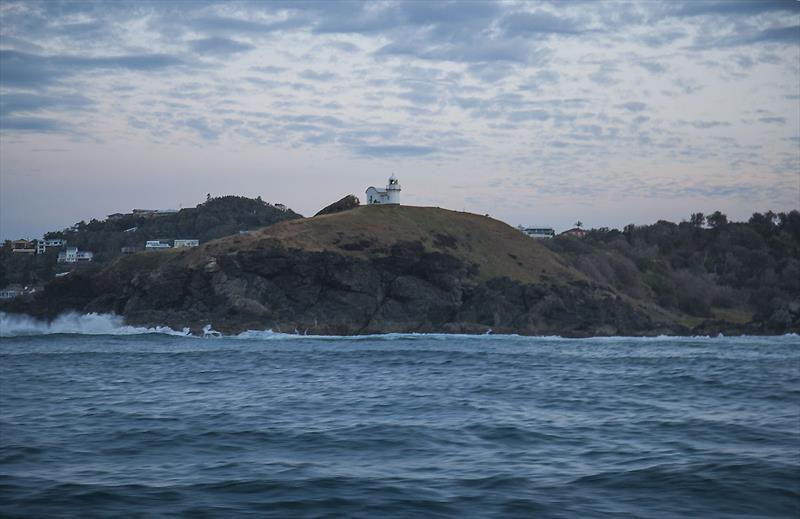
[[315, 195, 360, 217], [1, 205, 782, 337]]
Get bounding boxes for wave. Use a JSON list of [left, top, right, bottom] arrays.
[[2, 311, 797, 342], [0, 312, 190, 338]]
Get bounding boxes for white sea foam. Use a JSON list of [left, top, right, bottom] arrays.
[[1, 311, 797, 342], [0, 312, 190, 337]]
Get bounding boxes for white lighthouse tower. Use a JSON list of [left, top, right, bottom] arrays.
[[365, 174, 401, 205]]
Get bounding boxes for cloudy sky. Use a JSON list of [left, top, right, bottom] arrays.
[[1, 0, 798, 239]]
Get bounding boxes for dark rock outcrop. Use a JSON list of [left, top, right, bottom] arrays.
[[315, 195, 360, 217], [5, 205, 787, 337], [5, 238, 681, 337]]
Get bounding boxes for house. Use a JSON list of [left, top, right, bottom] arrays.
[[173, 239, 199, 248], [518, 226, 555, 239], [145, 240, 171, 249], [121, 246, 139, 255], [11, 239, 36, 253], [107, 213, 126, 221], [366, 174, 401, 205], [57, 247, 93, 263], [274, 203, 287, 211], [560, 227, 588, 238], [0, 284, 22, 299], [133, 209, 177, 218], [36, 238, 66, 254]]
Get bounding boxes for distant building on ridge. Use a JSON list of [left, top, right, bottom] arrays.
[[518, 226, 555, 239], [366, 174, 401, 205], [560, 227, 588, 238]]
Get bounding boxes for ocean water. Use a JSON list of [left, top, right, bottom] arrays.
[[1, 314, 798, 518]]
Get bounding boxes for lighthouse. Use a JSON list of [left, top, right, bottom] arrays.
[[365, 174, 401, 205]]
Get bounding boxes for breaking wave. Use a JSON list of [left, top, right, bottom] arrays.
[[0, 312, 189, 337], [1, 311, 797, 342]]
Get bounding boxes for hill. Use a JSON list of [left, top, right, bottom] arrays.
[[4, 206, 798, 336], [0, 196, 302, 287], [545, 210, 800, 334], [3, 205, 662, 336]]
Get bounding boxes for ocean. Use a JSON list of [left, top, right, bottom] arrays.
[[1, 313, 798, 518]]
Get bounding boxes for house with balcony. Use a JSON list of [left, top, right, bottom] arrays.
[[57, 247, 94, 263]]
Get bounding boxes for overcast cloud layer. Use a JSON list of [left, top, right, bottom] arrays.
[[1, 0, 798, 239]]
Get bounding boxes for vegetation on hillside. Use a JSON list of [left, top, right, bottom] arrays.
[[206, 204, 577, 285], [545, 210, 800, 331], [0, 196, 302, 287]]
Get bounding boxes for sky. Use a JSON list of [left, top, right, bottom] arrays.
[[0, 0, 798, 239]]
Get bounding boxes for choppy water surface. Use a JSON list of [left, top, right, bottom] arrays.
[[1, 323, 798, 517]]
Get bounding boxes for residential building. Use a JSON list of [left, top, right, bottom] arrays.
[[560, 227, 588, 238], [11, 239, 36, 253], [121, 246, 139, 255], [0, 284, 22, 299], [133, 209, 178, 218], [145, 240, 171, 249], [173, 239, 199, 248], [519, 227, 555, 239], [36, 238, 66, 254], [57, 247, 93, 263]]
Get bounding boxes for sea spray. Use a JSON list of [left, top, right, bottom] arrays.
[[0, 311, 190, 337], [1, 311, 798, 343]]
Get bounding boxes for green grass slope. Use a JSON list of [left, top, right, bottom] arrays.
[[200, 205, 581, 285]]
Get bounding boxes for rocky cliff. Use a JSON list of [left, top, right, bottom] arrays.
[[6, 205, 785, 336]]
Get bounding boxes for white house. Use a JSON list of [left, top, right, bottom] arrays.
[[145, 240, 171, 249], [173, 239, 199, 248], [366, 174, 401, 205], [57, 247, 93, 263], [518, 226, 555, 239], [0, 285, 21, 299], [36, 238, 66, 254]]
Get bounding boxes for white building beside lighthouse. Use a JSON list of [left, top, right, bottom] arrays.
[[366, 174, 401, 205]]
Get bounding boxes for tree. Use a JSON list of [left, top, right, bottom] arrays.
[[574, 220, 583, 228], [707, 211, 728, 228], [689, 212, 705, 227]]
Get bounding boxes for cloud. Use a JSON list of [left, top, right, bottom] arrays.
[[670, 0, 800, 17], [189, 37, 255, 56], [298, 69, 338, 81], [0, 50, 184, 88], [500, 10, 585, 36], [619, 102, 647, 112], [642, 30, 687, 48], [351, 144, 437, 157], [691, 120, 731, 129], [0, 116, 67, 132], [251, 65, 288, 74], [694, 24, 800, 49], [759, 116, 786, 124], [377, 37, 542, 64], [636, 61, 667, 74], [508, 109, 550, 122], [186, 15, 306, 35], [589, 64, 618, 85], [182, 117, 219, 140], [0, 93, 94, 116], [326, 41, 361, 53]]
